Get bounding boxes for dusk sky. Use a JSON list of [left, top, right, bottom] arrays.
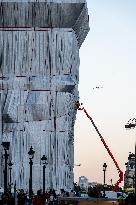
[[74, 0, 136, 187]]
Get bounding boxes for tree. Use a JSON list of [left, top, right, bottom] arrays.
[[88, 186, 100, 198], [73, 182, 81, 196]]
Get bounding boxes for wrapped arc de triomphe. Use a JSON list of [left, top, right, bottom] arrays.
[[0, 0, 89, 193]]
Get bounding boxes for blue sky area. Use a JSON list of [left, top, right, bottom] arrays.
[[74, 0, 136, 187]]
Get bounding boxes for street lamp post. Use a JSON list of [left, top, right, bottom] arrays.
[[41, 155, 48, 194], [28, 146, 35, 200], [2, 142, 10, 194], [103, 162, 107, 198], [135, 144, 136, 195], [8, 161, 13, 192], [14, 180, 16, 205], [125, 119, 136, 196]]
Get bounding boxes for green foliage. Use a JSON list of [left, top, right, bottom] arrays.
[[88, 185, 101, 198], [73, 182, 81, 193], [88, 183, 123, 197]]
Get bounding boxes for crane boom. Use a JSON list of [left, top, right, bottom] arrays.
[[75, 101, 123, 191]]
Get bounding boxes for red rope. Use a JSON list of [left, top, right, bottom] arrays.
[[75, 101, 123, 192]]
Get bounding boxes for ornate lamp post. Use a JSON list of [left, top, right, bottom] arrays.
[[103, 162, 107, 198], [8, 161, 13, 192], [28, 146, 35, 200], [41, 155, 48, 194], [2, 141, 10, 194], [125, 118, 136, 196]]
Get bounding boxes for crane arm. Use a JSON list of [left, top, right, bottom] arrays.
[[75, 101, 123, 192]]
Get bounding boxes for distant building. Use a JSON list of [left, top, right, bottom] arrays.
[[124, 152, 135, 189], [78, 176, 88, 191]]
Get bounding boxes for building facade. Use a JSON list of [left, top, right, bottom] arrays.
[[0, 0, 89, 192], [78, 176, 88, 191], [124, 152, 135, 189]]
